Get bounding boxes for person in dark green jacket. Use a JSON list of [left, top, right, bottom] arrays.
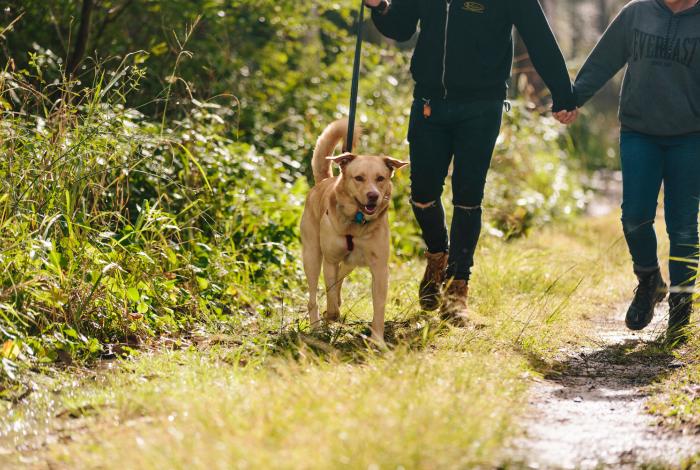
[[566, 0, 700, 344], [364, 0, 577, 323]]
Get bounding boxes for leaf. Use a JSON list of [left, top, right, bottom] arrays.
[[64, 328, 79, 339], [126, 287, 140, 303], [136, 302, 149, 314], [197, 277, 210, 290], [175, 142, 213, 193], [1, 340, 19, 359], [151, 42, 168, 56], [98, 65, 129, 100], [87, 338, 102, 354]]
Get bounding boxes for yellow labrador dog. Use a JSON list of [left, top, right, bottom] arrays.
[[300, 120, 408, 342]]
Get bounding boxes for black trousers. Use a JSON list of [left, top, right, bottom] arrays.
[[408, 98, 504, 281]]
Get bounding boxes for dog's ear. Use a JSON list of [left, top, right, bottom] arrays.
[[383, 157, 409, 172], [326, 153, 357, 170]]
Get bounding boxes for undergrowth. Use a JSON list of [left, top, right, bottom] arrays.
[[1, 216, 634, 468], [1, 22, 587, 388], [0, 57, 305, 383]]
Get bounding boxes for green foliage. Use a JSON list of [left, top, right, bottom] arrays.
[[1, 215, 636, 466], [0, 1, 590, 381], [486, 102, 587, 238], [0, 57, 306, 377], [566, 108, 622, 171], [3, 1, 397, 152]]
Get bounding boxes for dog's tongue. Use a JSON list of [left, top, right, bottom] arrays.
[[364, 204, 377, 215]]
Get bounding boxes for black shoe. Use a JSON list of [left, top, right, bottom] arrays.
[[625, 268, 668, 331], [667, 293, 693, 346], [419, 252, 447, 311]]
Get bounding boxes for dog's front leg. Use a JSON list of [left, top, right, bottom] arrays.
[[369, 262, 389, 343], [323, 260, 341, 322], [302, 245, 322, 328]]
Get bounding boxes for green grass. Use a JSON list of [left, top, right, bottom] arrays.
[[0, 215, 635, 469], [2, 5, 684, 467], [646, 328, 700, 430], [638, 224, 700, 432], [0, 57, 587, 376]]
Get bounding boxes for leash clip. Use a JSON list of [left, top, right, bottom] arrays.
[[422, 98, 432, 119]]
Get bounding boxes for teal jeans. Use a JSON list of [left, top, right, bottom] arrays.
[[620, 131, 700, 290]]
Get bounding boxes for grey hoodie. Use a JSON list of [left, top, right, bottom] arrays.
[[575, 0, 700, 136]]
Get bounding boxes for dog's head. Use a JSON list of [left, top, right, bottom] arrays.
[[327, 153, 408, 220]]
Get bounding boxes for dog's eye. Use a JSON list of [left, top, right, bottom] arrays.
[[376, 176, 386, 182], [354, 176, 365, 182]]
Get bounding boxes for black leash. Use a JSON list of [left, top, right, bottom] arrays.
[[346, 0, 365, 153]]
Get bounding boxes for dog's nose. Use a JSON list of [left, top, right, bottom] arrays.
[[367, 192, 379, 202]]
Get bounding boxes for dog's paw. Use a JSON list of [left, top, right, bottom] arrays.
[[370, 334, 386, 345], [368, 334, 388, 351], [323, 310, 340, 322]]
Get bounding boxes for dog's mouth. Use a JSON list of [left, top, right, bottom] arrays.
[[362, 203, 378, 215], [353, 197, 381, 216]]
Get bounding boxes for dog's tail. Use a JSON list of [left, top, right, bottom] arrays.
[[311, 119, 360, 184]]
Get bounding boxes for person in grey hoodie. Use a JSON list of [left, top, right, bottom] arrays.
[[569, 0, 700, 343]]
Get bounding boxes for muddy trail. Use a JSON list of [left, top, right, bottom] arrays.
[[511, 303, 700, 469]]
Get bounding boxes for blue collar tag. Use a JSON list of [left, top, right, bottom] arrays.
[[354, 211, 366, 225]]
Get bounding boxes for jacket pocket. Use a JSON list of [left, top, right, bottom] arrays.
[[410, 32, 443, 89], [619, 74, 641, 119]]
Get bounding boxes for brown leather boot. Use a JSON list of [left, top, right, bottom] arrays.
[[418, 251, 448, 311], [440, 279, 469, 326]]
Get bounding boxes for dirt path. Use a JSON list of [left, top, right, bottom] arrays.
[[511, 303, 700, 469]]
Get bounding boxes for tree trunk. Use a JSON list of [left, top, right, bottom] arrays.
[[67, 0, 95, 76]]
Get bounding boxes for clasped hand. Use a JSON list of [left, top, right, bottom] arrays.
[[553, 109, 579, 125]]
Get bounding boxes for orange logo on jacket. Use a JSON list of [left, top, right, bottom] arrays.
[[463, 2, 485, 13]]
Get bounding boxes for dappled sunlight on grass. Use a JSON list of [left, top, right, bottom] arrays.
[[646, 320, 700, 430], [0, 214, 645, 468]]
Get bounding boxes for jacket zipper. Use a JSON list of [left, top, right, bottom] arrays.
[[442, 0, 452, 99]]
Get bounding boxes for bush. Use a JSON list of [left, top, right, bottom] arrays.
[[486, 101, 587, 238], [0, 11, 589, 383], [0, 58, 307, 381]]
